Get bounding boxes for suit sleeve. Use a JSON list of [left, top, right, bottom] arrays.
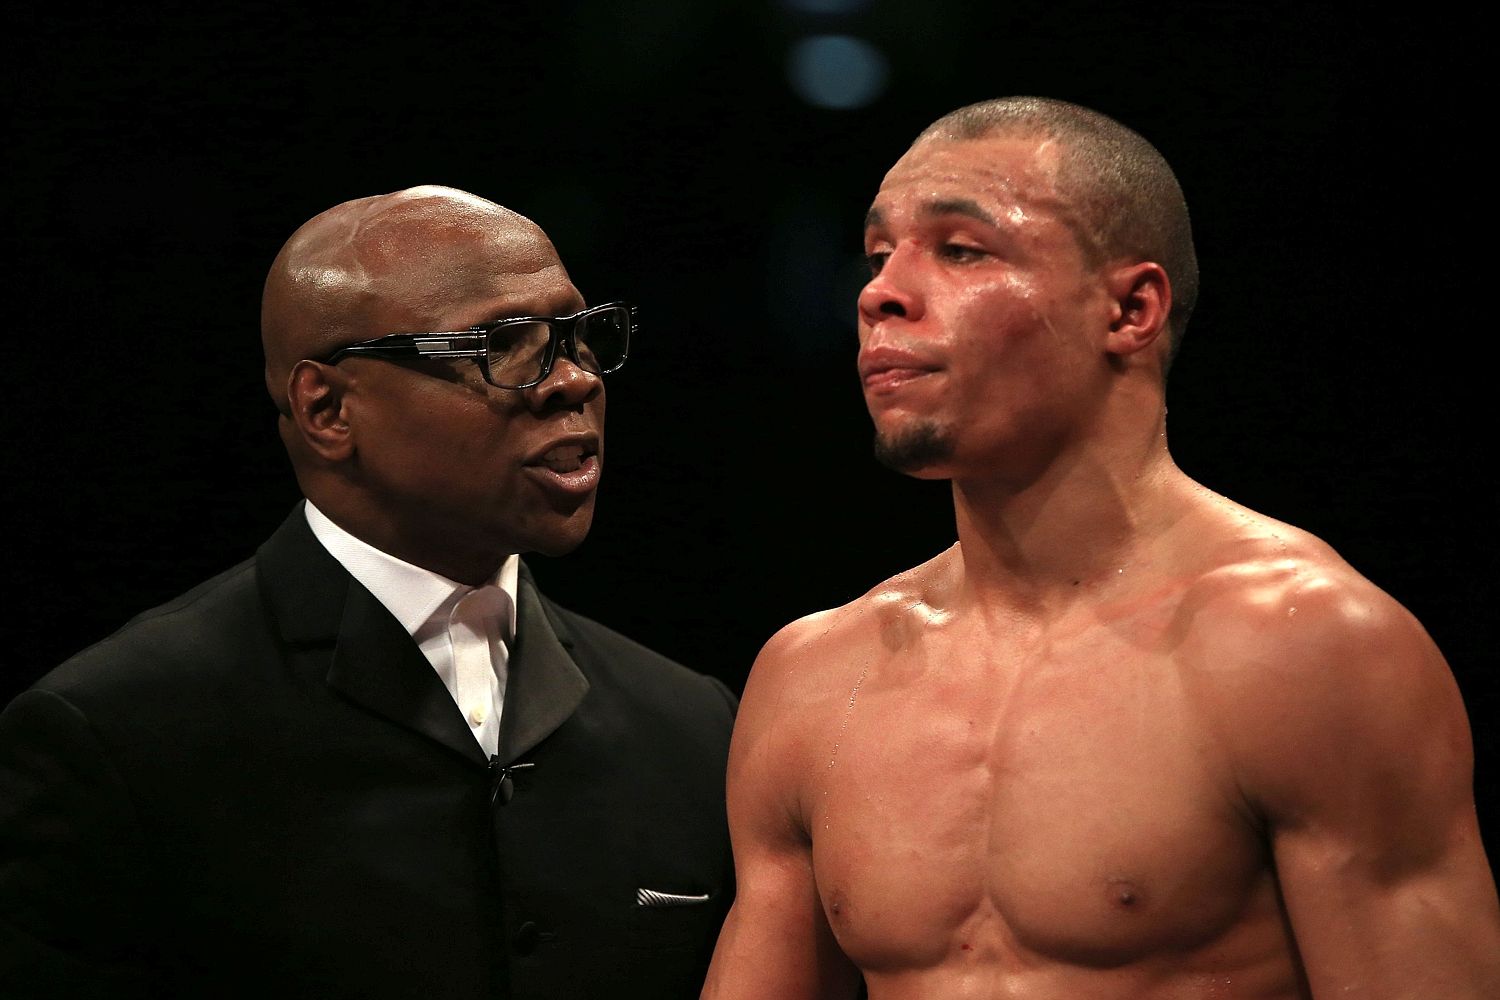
[[0, 689, 158, 998]]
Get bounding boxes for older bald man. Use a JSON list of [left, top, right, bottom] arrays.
[[0, 188, 735, 999]]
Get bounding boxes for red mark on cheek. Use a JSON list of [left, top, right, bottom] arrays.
[[960, 943, 973, 951]]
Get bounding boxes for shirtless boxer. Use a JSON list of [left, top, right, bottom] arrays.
[[703, 98, 1499, 999]]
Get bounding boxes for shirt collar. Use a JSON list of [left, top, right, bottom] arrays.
[[303, 501, 518, 642]]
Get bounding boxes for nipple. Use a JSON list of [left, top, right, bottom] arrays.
[[1107, 878, 1146, 910]]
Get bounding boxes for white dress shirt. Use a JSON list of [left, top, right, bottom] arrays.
[[304, 502, 518, 757]]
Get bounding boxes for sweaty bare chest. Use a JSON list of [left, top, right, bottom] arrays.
[[806, 639, 1268, 973]]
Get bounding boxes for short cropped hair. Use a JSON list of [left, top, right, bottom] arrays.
[[918, 98, 1199, 362]]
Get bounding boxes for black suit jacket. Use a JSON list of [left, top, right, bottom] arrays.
[[0, 508, 736, 999]]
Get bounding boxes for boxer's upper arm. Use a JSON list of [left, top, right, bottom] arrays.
[[1225, 579, 1500, 997], [702, 625, 861, 1000]]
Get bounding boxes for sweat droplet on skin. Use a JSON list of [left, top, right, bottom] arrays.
[[827, 663, 871, 770]]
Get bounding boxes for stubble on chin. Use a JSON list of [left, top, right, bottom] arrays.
[[873, 421, 953, 474]]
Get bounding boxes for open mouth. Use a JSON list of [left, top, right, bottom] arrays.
[[534, 442, 592, 473], [524, 440, 602, 496]]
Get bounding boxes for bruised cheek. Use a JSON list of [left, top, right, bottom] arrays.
[[946, 272, 1052, 360]]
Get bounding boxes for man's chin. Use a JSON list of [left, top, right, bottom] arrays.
[[521, 510, 596, 558], [528, 537, 587, 558], [873, 422, 954, 477]]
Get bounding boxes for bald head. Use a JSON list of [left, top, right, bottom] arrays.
[[261, 185, 565, 411], [915, 98, 1199, 360]]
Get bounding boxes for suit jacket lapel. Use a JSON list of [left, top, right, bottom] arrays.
[[257, 505, 489, 768], [326, 585, 489, 766], [498, 566, 590, 764]]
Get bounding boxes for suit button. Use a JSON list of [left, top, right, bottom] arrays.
[[513, 920, 541, 955]]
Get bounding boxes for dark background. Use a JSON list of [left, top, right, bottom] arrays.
[[7, 3, 1493, 853]]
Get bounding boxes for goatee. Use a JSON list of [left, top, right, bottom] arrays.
[[873, 422, 953, 473]]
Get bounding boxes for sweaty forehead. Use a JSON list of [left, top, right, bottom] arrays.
[[868, 135, 1068, 228]]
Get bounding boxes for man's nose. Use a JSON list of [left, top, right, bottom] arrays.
[[857, 247, 924, 326], [524, 354, 603, 411]]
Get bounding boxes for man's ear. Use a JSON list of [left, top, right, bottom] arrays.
[[1103, 261, 1171, 358], [285, 360, 355, 462]]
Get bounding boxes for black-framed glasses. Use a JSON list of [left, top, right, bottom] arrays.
[[322, 301, 635, 390]]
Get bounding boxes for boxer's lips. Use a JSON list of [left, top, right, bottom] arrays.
[[862, 367, 940, 393], [859, 348, 941, 394]]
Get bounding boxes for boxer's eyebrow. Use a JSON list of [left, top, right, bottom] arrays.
[[864, 199, 1002, 232], [920, 198, 998, 227]]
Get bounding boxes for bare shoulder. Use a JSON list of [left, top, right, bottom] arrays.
[[730, 549, 957, 828], [1169, 498, 1470, 823], [1174, 502, 1447, 694], [743, 546, 957, 711]]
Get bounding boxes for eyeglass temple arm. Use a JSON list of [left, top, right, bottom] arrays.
[[326, 332, 489, 363]]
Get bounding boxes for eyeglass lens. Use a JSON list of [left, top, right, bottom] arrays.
[[485, 306, 629, 386]]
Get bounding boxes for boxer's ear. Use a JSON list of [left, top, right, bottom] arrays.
[[285, 360, 355, 462], [1102, 260, 1171, 359]]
